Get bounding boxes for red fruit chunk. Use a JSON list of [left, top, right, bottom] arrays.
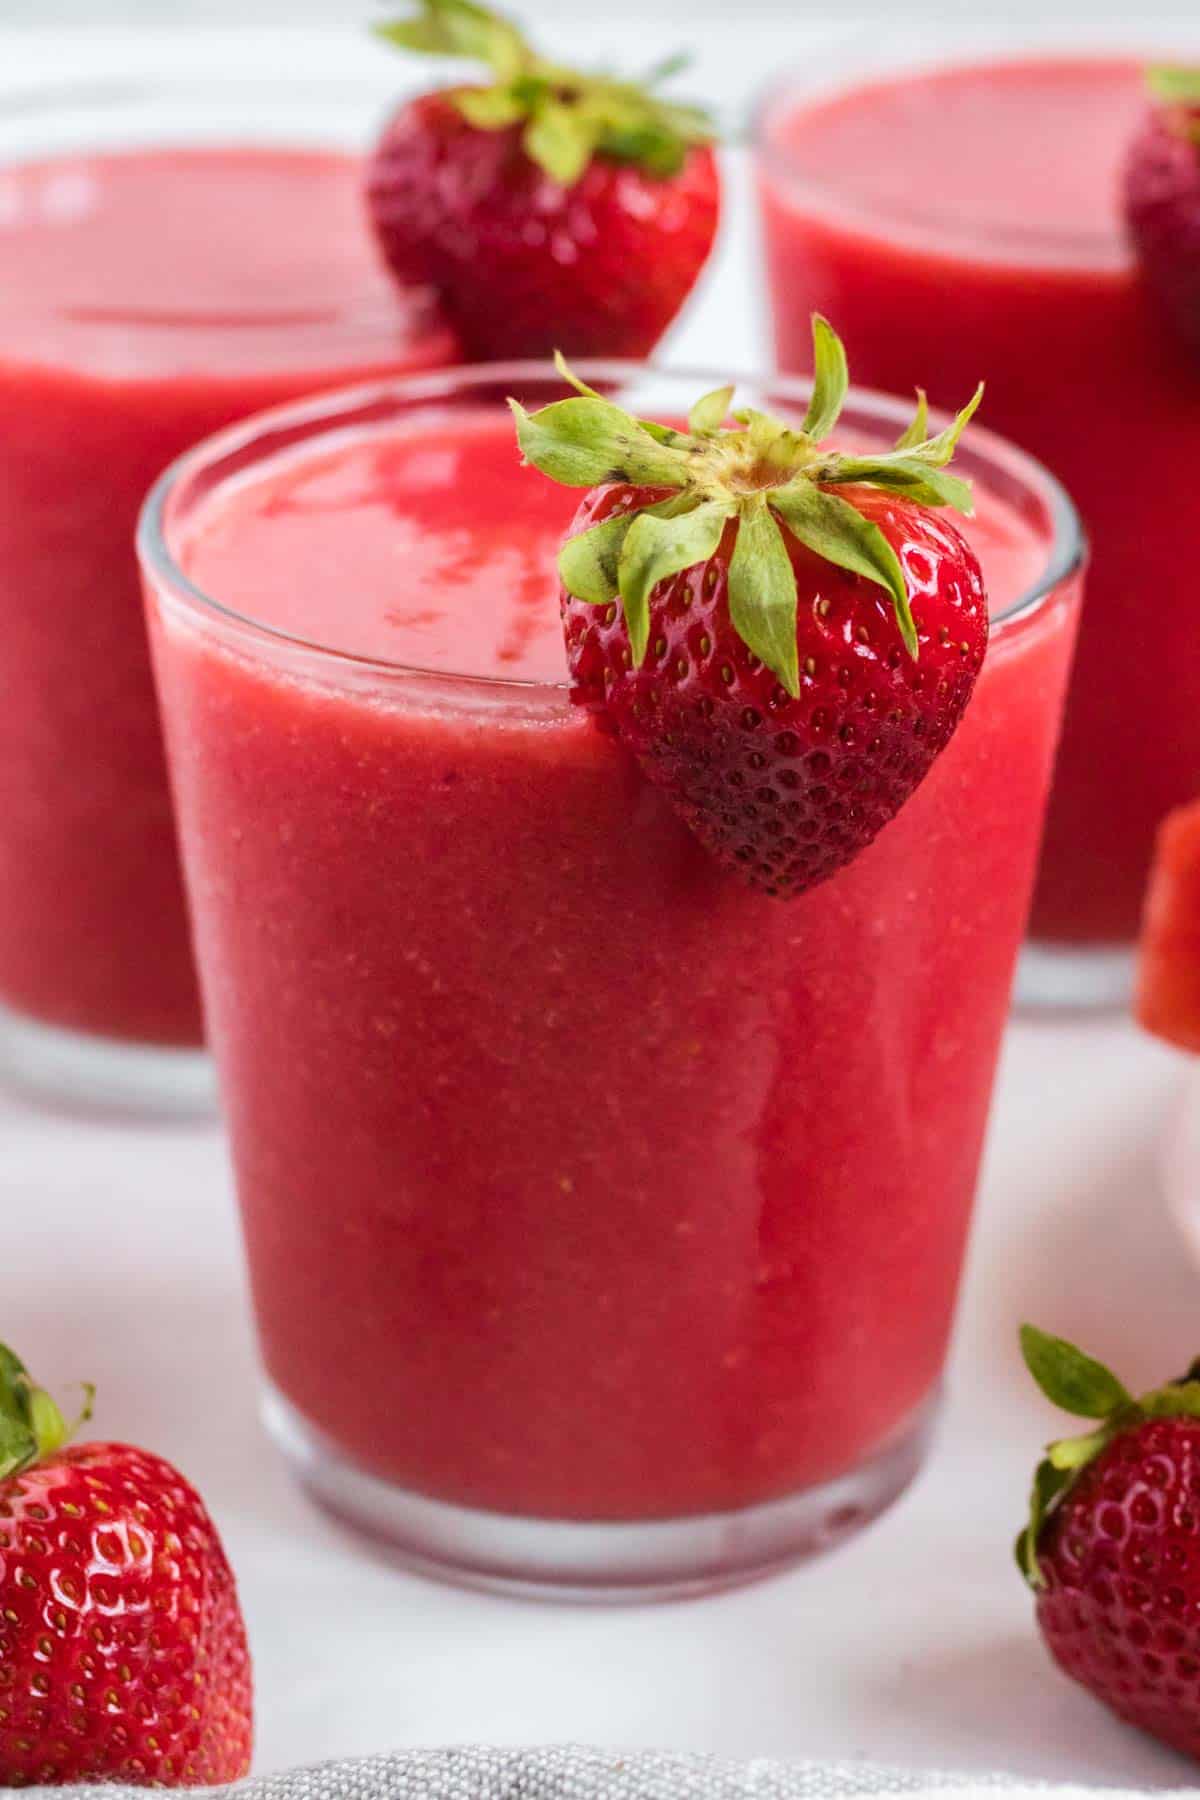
[[1138, 799, 1200, 1052]]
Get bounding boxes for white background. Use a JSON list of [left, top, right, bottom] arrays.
[[5, 8, 1200, 1793], [6, 0, 1200, 22]]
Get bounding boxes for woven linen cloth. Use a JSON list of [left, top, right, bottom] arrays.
[[17, 1747, 1198, 1800]]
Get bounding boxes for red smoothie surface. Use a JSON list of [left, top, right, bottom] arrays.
[[757, 57, 1200, 945], [148, 405, 1080, 1520], [0, 146, 457, 1046]]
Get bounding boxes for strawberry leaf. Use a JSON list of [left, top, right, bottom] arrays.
[[0, 1414, 38, 1483], [375, 0, 528, 80], [523, 102, 596, 185], [769, 480, 917, 658], [644, 51, 691, 86], [1046, 1427, 1111, 1471], [1019, 1324, 1132, 1420], [0, 1342, 92, 1476], [821, 454, 974, 516], [560, 494, 700, 606], [802, 314, 850, 442], [1139, 1380, 1200, 1422], [552, 352, 603, 401], [895, 390, 930, 451], [914, 383, 985, 469], [617, 498, 734, 664], [1148, 66, 1200, 106], [559, 509, 637, 605], [727, 496, 800, 697], [452, 86, 528, 129], [510, 395, 691, 489], [688, 385, 735, 438], [1016, 1454, 1075, 1590]]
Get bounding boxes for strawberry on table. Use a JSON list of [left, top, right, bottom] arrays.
[[1124, 67, 1200, 351], [0, 1346, 252, 1788], [1018, 1324, 1200, 1761], [1139, 799, 1200, 1053], [510, 316, 986, 897], [366, 0, 719, 360]]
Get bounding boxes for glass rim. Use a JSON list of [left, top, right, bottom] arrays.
[[137, 357, 1087, 698], [750, 49, 1149, 269]]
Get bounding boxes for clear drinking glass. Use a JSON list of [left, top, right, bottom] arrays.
[[139, 361, 1084, 1598], [753, 42, 1199, 1011], [0, 72, 456, 1114]]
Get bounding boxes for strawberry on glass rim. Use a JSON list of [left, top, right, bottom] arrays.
[[1125, 67, 1200, 352], [0, 1346, 252, 1788], [1018, 1324, 1200, 1762], [366, 0, 719, 360], [511, 315, 986, 897]]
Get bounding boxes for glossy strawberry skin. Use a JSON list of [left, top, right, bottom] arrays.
[[366, 92, 719, 361], [1034, 1419, 1200, 1761], [561, 482, 988, 897], [0, 1443, 252, 1788], [1124, 104, 1200, 352]]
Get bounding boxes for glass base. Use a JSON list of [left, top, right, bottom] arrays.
[[0, 1003, 216, 1120], [263, 1382, 938, 1601], [1014, 941, 1134, 1013]]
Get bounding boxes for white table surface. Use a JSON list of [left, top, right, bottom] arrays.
[[5, 20, 1200, 1793]]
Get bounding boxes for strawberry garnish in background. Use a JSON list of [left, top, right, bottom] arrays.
[[366, 0, 719, 360], [511, 316, 987, 897], [1124, 67, 1200, 352], [0, 1346, 252, 1788], [1138, 798, 1200, 1052], [1018, 1324, 1200, 1762]]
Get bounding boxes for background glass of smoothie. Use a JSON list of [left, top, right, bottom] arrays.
[[139, 361, 1083, 1598], [755, 50, 1200, 1007], [0, 77, 458, 1112]]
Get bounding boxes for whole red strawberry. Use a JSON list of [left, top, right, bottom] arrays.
[[1018, 1324, 1200, 1761], [366, 0, 719, 361], [1124, 67, 1200, 353], [511, 319, 986, 897], [0, 1346, 252, 1787]]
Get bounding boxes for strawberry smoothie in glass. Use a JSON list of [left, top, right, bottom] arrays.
[[140, 360, 1082, 1597], [0, 79, 457, 1112], [755, 52, 1200, 1006]]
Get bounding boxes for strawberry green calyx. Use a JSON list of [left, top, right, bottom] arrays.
[[0, 1344, 93, 1481], [1148, 67, 1200, 144], [375, 0, 714, 184], [1149, 66, 1200, 105], [1016, 1323, 1200, 1590], [510, 316, 983, 693]]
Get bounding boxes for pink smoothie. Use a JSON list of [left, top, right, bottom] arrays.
[[757, 58, 1200, 946], [146, 398, 1080, 1521], [0, 146, 457, 1048]]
